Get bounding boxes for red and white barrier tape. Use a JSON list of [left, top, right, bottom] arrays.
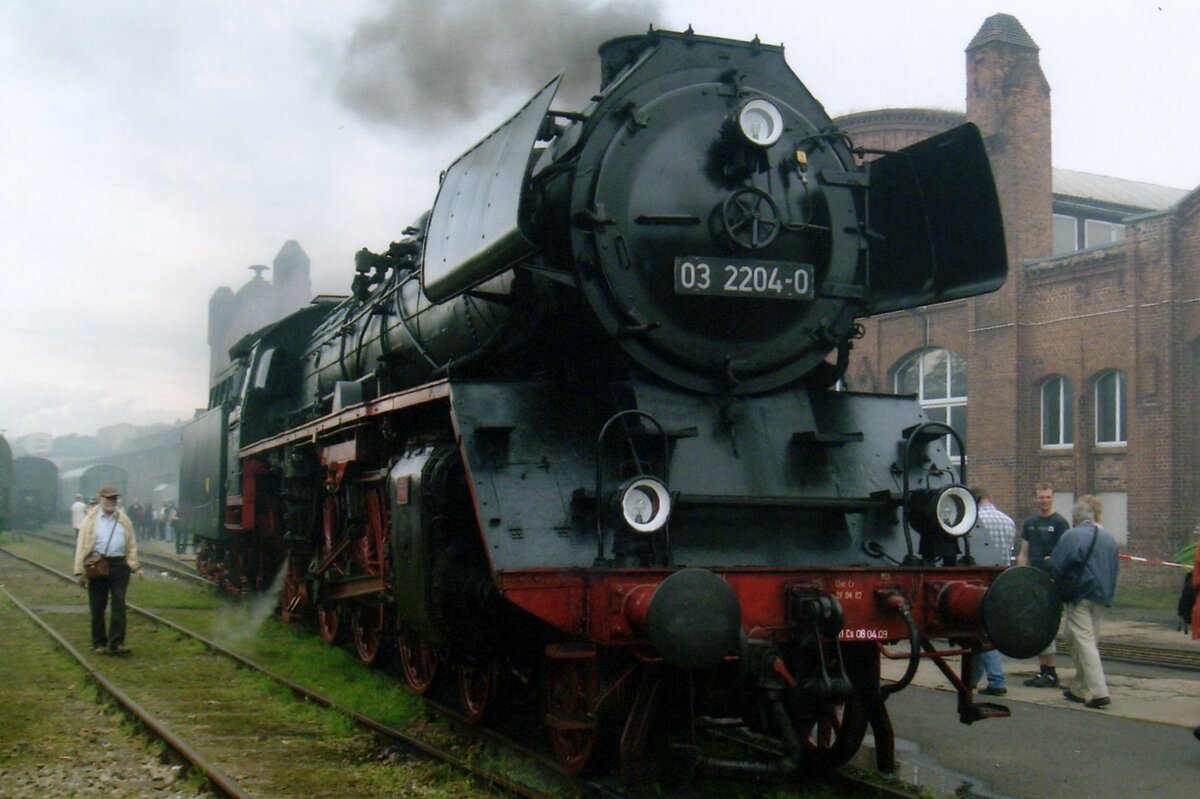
[[1119, 554, 1191, 569]]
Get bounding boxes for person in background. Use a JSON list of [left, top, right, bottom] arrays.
[[72, 485, 143, 655], [170, 503, 185, 554], [1018, 482, 1071, 687], [1191, 538, 1200, 639], [1191, 536, 1200, 740], [70, 493, 87, 536], [129, 498, 144, 540], [1048, 495, 1118, 709], [971, 487, 1015, 695]]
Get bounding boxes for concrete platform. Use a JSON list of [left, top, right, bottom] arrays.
[[870, 607, 1200, 798], [880, 606, 1200, 729]]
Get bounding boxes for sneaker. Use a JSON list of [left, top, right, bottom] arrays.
[[1085, 696, 1111, 709], [1024, 673, 1059, 688], [108, 645, 131, 655], [93, 647, 108, 655], [1062, 689, 1086, 703], [979, 686, 1008, 696]]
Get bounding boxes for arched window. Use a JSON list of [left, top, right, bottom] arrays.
[[1094, 370, 1126, 446], [1040, 376, 1073, 448], [893, 348, 967, 459]]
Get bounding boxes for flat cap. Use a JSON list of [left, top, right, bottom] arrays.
[[97, 485, 120, 499]]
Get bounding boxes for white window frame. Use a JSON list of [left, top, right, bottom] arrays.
[[894, 349, 967, 463], [1084, 219, 1126, 249], [1040, 376, 1073, 449], [1094, 370, 1127, 446], [1095, 491, 1128, 547], [1053, 213, 1078, 255]]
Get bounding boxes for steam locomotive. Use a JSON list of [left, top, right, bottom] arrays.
[[180, 29, 1060, 780]]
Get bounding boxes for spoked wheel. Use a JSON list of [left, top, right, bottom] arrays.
[[317, 604, 343, 645], [278, 557, 307, 623], [350, 602, 386, 666], [458, 661, 497, 724], [398, 626, 439, 694], [315, 495, 348, 645], [357, 487, 390, 575], [546, 648, 601, 775], [797, 692, 868, 770]]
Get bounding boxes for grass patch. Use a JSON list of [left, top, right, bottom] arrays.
[[233, 617, 424, 728], [1113, 584, 1178, 613], [128, 576, 224, 609], [0, 538, 883, 797]]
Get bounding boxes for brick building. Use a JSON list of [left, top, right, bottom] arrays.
[[207, 240, 312, 380], [838, 14, 1198, 587]]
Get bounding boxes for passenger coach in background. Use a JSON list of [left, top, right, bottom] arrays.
[[0, 434, 12, 532], [12, 456, 59, 529], [180, 29, 1061, 782]]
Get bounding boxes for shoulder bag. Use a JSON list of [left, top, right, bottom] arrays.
[[84, 517, 116, 579], [1056, 524, 1099, 603]]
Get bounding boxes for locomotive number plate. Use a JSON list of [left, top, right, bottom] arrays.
[[673, 258, 815, 300]]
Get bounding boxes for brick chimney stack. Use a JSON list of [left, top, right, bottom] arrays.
[[964, 14, 1053, 511]]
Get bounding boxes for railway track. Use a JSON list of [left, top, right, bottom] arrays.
[[1, 543, 932, 799], [19, 527, 210, 587], [0, 546, 570, 799]]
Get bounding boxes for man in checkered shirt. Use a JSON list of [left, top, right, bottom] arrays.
[[972, 487, 1016, 694], [976, 488, 1016, 565]]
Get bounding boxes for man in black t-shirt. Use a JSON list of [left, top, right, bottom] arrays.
[[1018, 481, 1071, 687]]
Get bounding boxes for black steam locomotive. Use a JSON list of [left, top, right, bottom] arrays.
[[180, 29, 1059, 780]]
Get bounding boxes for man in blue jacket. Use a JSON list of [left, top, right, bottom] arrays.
[[1048, 495, 1119, 709]]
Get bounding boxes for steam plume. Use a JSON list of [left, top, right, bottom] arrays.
[[337, 0, 663, 130], [209, 556, 290, 649]]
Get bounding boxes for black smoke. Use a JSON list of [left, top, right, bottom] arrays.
[[336, 0, 663, 131]]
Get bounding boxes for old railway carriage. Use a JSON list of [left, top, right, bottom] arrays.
[[60, 464, 129, 511], [180, 30, 1060, 781], [12, 456, 59, 529], [0, 435, 11, 531]]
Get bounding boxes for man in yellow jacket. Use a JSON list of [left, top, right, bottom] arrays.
[[73, 485, 142, 654]]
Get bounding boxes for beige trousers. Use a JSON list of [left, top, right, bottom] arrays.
[[1064, 599, 1108, 700]]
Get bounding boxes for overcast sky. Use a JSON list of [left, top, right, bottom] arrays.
[[3, 0, 1196, 439]]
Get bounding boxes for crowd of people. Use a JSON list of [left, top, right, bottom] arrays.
[[970, 483, 1118, 708], [71, 493, 186, 552], [969, 481, 1200, 742]]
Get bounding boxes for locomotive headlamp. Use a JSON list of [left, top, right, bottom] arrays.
[[909, 485, 978, 538], [736, 99, 784, 147], [616, 476, 672, 534]]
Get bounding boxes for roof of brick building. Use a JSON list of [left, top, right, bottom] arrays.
[[968, 13, 1039, 51], [1053, 168, 1189, 211]]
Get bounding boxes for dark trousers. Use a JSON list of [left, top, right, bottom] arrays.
[[87, 557, 131, 650]]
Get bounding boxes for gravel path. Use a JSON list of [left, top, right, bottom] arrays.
[[0, 569, 211, 798]]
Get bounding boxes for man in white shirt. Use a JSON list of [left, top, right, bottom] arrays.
[[72, 486, 142, 655], [70, 493, 87, 534]]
